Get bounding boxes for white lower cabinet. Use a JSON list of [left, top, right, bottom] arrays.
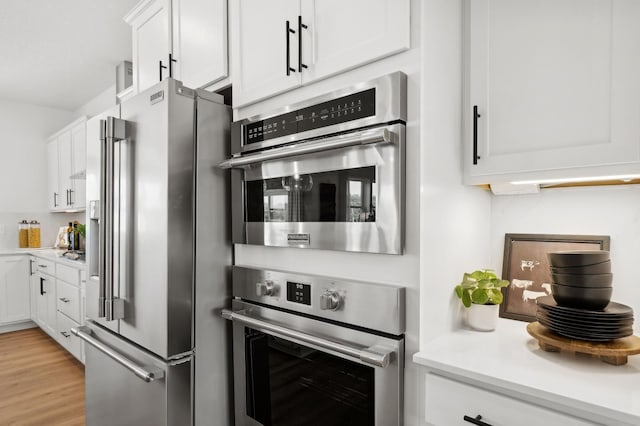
[[34, 272, 57, 336], [30, 255, 86, 363], [425, 373, 597, 426], [56, 311, 82, 361], [54, 267, 84, 363], [56, 280, 81, 323], [29, 258, 38, 322], [0, 256, 31, 325]]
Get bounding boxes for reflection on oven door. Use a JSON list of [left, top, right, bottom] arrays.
[[247, 166, 377, 224], [245, 329, 375, 426]]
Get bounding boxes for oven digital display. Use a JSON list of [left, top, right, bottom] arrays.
[[244, 88, 376, 145], [287, 281, 311, 305]]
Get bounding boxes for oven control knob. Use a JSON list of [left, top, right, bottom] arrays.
[[320, 290, 342, 311], [256, 280, 277, 297]]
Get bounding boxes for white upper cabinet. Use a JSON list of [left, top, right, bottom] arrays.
[[57, 131, 73, 208], [300, 0, 410, 82], [232, 0, 410, 107], [129, 0, 171, 94], [47, 117, 87, 212], [126, 0, 228, 94], [465, 0, 640, 184], [232, 0, 301, 107], [70, 120, 87, 209], [46, 138, 59, 210], [172, 0, 228, 90]]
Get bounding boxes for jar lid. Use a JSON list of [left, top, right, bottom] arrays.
[[19, 219, 28, 224], [29, 220, 40, 224]]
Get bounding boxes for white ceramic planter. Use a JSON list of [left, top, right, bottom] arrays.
[[467, 303, 499, 331]]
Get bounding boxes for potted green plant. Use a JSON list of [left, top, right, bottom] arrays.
[[454, 269, 510, 331], [77, 223, 86, 251]]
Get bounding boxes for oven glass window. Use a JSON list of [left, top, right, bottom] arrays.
[[245, 166, 377, 222], [244, 328, 375, 426]]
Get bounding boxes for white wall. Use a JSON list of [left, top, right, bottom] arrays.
[[491, 184, 640, 333], [0, 98, 85, 248], [72, 84, 116, 119], [419, 0, 493, 345]]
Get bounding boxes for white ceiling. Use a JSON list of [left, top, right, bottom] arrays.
[[0, 0, 139, 111]]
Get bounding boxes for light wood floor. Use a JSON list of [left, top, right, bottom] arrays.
[[0, 327, 85, 426]]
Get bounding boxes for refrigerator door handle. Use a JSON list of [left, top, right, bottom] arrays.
[[98, 119, 107, 318], [72, 326, 165, 383], [99, 117, 126, 321]]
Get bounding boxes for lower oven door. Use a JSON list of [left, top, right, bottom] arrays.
[[224, 300, 404, 426], [228, 123, 405, 254]]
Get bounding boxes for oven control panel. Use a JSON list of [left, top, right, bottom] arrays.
[[287, 281, 311, 305], [244, 88, 376, 145], [233, 265, 406, 335]]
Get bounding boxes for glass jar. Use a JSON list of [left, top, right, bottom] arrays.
[[28, 220, 41, 248], [18, 220, 29, 248]]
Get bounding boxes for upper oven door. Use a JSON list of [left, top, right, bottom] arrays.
[[223, 300, 404, 426], [229, 123, 405, 254]]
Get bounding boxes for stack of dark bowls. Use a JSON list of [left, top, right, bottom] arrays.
[[549, 250, 612, 310], [535, 250, 634, 341]]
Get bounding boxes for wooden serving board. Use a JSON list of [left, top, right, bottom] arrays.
[[527, 322, 640, 365]]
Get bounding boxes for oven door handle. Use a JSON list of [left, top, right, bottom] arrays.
[[221, 308, 392, 368], [219, 127, 396, 169]]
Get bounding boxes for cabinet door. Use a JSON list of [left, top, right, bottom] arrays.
[[56, 311, 82, 362], [0, 257, 30, 324], [57, 131, 73, 208], [29, 259, 38, 322], [232, 0, 301, 106], [300, 0, 410, 82], [70, 121, 86, 209], [44, 276, 57, 336], [172, 0, 228, 88], [36, 276, 47, 327], [129, 0, 172, 93], [425, 373, 597, 426], [47, 138, 60, 210], [466, 0, 640, 183]]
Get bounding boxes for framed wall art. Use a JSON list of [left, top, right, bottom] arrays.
[[499, 233, 610, 322]]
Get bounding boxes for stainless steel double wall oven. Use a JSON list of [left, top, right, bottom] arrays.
[[223, 266, 405, 426], [221, 72, 407, 254]]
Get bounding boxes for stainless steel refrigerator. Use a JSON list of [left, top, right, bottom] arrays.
[[73, 78, 231, 425]]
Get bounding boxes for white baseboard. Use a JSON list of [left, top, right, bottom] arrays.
[[0, 320, 38, 334]]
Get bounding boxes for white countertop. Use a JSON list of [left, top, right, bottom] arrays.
[[0, 248, 85, 268], [413, 319, 640, 425]]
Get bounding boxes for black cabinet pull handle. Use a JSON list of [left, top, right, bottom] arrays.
[[159, 60, 167, 81], [473, 105, 481, 165], [298, 16, 308, 72], [40, 277, 44, 296], [286, 21, 296, 76], [69, 189, 74, 205], [66, 189, 70, 206], [168, 53, 177, 78], [53, 192, 58, 207], [464, 414, 492, 426]]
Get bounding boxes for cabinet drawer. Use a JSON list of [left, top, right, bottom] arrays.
[[34, 258, 55, 276], [57, 263, 80, 286], [56, 280, 80, 323], [56, 311, 82, 362], [425, 373, 597, 426]]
